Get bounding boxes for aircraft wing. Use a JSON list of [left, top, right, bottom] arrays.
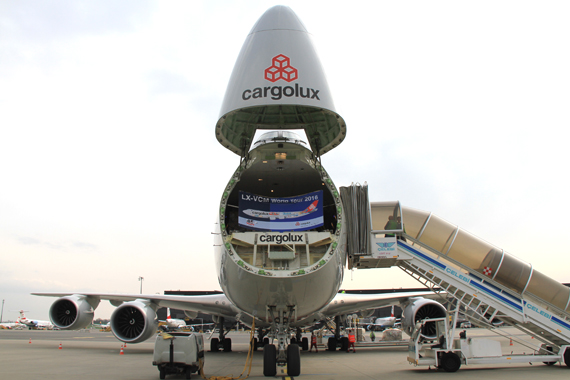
[[319, 290, 445, 317], [33, 290, 446, 329], [32, 292, 240, 320]]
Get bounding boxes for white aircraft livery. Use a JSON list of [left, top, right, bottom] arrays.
[[17, 310, 53, 330], [242, 199, 319, 220], [33, 6, 446, 376]]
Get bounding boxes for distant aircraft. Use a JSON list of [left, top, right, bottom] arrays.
[[17, 310, 53, 330], [93, 321, 111, 331], [0, 321, 25, 330], [33, 6, 446, 377], [160, 308, 186, 330], [365, 306, 400, 331]]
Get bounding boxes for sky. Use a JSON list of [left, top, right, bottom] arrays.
[[1, 1, 569, 321]]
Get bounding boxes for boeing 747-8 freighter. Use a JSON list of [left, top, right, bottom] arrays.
[[34, 6, 446, 376]]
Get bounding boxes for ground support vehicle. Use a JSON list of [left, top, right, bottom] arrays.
[[152, 332, 204, 379], [407, 316, 570, 372]]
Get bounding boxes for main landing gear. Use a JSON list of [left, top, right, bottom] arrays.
[[290, 327, 309, 351], [262, 306, 301, 377], [209, 316, 232, 352], [326, 315, 349, 351]]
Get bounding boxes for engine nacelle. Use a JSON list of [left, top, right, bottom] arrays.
[[184, 310, 198, 319], [401, 298, 447, 340], [49, 295, 99, 330], [359, 309, 375, 318], [111, 300, 158, 343]]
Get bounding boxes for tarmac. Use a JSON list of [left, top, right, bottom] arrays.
[[1, 327, 568, 380]]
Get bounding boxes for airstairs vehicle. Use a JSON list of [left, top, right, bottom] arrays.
[[341, 184, 570, 370]]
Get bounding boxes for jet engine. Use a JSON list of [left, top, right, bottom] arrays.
[[110, 300, 158, 343], [359, 309, 375, 318], [49, 295, 99, 330], [184, 310, 198, 319], [401, 298, 447, 340]]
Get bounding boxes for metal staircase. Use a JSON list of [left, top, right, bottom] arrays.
[[396, 240, 569, 349], [349, 198, 570, 354]]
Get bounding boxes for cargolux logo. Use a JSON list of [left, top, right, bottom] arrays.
[[264, 55, 298, 82], [241, 54, 320, 101]]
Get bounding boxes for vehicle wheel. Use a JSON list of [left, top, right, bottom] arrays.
[[185, 366, 192, 379], [543, 345, 556, 365], [439, 352, 461, 372], [159, 367, 166, 380], [287, 344, 301, 376], [291, 337, 297, 344], [263, 344, 277, 377], [340, 336, 349, 351], [327, 337, 337, 351], [223, 338, 232, 352], [564, 347, 570, 368], [263, 337, 269, 346], [301, 337, 309, 351], [251, 338, 258, 352], [210, 338, 219, 352]]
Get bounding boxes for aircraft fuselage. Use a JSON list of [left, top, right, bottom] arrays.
[[214, 132, 346, 326]]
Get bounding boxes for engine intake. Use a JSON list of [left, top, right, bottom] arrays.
[[49, 295, 99, 330], [111, 300, 158, 343], [401, 298, 447, 340]]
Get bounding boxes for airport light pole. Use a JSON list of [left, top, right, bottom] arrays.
[[138, 276, 144, 294], [1, 299, 4, 323]]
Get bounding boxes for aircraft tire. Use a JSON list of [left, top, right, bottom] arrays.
[[340, 337, 349, 351], [301, 337, 309, 351], [251, 338, 258, 352], [263, 337, 269, 346], [223, 338, 232, 352], [210, 338, 219, 352], [287, 344, 301, 376], [439, 352, 461, 372], [263, 344, 277, 377], [327, 337, 337, 351]]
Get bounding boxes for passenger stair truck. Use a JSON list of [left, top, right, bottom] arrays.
[[341, 184, 570, 371]]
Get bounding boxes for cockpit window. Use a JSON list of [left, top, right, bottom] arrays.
[[252, 131, 307, 149]]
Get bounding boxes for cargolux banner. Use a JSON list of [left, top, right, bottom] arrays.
[[238, 190, 323, 232]]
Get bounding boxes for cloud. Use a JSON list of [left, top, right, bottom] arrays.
[[71, 241, 98, 250], [0, 0, 151, 42], [14, 236, 97, 252], [148, 70, 195, 95]]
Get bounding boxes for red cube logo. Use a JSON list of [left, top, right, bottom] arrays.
[[264, 54, 298, 82]]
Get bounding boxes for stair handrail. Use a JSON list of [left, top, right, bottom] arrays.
[[397, 233, 570, 329]]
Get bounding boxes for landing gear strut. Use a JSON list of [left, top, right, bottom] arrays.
[[210, 316, 232, 352], [252, 326, 269, 352], [327, 315, 348, 351], [262, 305, 300, 377]]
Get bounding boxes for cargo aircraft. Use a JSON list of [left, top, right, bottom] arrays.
[[34, 6, 447, 376]]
